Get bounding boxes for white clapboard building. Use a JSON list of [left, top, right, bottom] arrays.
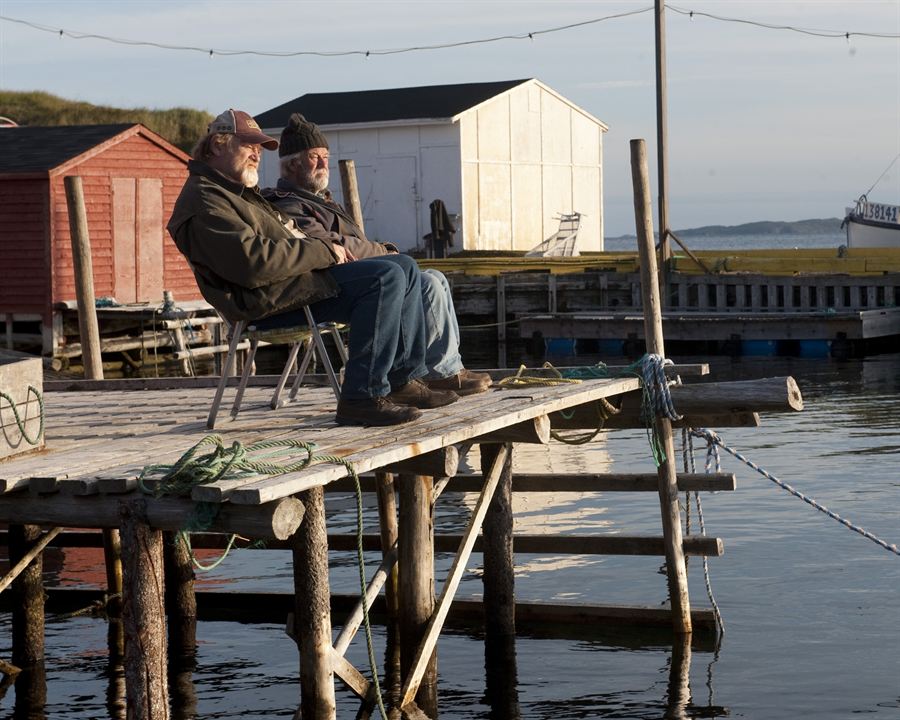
[[256, 78, 608, 253]]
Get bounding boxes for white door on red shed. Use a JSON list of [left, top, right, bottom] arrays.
[[112, 177, 164, 303]]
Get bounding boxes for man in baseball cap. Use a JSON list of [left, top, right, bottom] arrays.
[[207, 108, 279, 151]]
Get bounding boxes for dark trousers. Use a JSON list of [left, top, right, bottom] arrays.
[[256, 254, 428, 399]]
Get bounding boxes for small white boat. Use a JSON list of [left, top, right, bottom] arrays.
[[842, 195, 900, 248]]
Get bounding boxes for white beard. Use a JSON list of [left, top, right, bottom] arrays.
[[241, 167, 259, 188]]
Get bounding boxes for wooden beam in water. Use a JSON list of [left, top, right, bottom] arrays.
[[22, 587, 722, 636], [17, 529, 724, 556]]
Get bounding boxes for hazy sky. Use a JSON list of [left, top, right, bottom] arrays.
[[1, 0, 898, 236]]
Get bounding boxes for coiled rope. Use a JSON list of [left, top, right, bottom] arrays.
[[0, 385, 44, 446], [690, 427, 900, 557], [138, 434, 387, 715]]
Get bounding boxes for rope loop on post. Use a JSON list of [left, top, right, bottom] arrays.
[[640, 353, 682, 423], [0, 385, 44, 446]]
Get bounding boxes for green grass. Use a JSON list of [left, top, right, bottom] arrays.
[[0, 90, 213, 153]]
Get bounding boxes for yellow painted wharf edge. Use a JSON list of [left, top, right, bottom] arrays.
[[418, 247, 900, 277]]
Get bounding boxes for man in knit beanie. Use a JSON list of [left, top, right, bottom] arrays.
[[263, 113, 491, 397]]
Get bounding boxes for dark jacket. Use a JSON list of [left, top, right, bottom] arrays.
[[167, 161, 339, 322], [262, 178, 397, 259]]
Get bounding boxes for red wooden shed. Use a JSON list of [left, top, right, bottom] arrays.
[[0, 123, 201, 354]]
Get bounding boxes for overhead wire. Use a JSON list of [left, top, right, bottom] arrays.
[[0, 3, 897, 61]]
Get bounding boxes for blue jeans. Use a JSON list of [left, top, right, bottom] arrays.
[[256, 254, 428, 399], [420, 269, 464, 379]]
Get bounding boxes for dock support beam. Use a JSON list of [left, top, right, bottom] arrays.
[[120, 500, 170, 719], [293, 486, 336, 720], [480, 443, 515, 637], [480, 442, 521, 718], [631, 138, 692, 634], [398, 473, 438, 717]]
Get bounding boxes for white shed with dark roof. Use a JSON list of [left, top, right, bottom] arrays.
[[255, 78, 608, 254]]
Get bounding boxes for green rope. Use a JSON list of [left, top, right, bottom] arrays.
[[313, 452, 388, 719], [139, 435, 317, 570], [0, 385, 44, 446]]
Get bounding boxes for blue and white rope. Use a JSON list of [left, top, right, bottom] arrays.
[[641, 353, 682, 422], [682, 428, 725, 634], [691, 428, 900, 557]]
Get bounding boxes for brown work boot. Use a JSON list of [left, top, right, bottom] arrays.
[[335, 396, 421, 426], [388, 378, 458, 408], [425, 369, 492, 396]]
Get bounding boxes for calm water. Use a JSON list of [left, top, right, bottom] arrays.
[[3, 230, 898, 719]]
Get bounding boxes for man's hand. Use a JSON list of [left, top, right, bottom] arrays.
[[332, 243, 357, 264]]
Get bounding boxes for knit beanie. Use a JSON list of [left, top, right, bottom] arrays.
[[279, 113, 329, 157]]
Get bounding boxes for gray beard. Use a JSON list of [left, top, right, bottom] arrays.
[[241, 167, 260, 188]]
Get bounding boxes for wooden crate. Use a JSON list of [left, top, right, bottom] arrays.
[[0, 354, 45, 461]]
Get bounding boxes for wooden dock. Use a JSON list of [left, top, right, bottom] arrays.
[[0, 363, 800, 718], [0, 366, 792, 717]]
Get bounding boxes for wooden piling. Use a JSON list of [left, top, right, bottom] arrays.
[[338, 159, 365, 231], [65, 176, 126, 629], [292, 486, 336, 720], [480, 443, 516, 638], [397, 473, 438, 716], [119, 499, 170, 719], [9, 524, 45, 669], [164, 531, 197, 657], [64, 175, 103, 381], [631, 137, 692, 634], [375, 471, 400, 618]]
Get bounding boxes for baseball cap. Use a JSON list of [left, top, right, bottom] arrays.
[[208, 109, 279, 151]]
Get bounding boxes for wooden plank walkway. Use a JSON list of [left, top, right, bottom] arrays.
[[0, 377, 638, 506]]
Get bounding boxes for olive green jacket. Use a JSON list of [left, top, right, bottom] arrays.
[[167, 161, 339, 322]]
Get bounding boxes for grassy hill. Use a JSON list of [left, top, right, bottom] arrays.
[[0, 90, 213, 153]]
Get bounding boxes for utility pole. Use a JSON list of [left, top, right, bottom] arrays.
[[655, 0, 671, 305]]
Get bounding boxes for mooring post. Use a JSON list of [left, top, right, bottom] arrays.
[[65, 176, 126, 629], [119, 499, 170, 719], [630, 138, 692, 634], [480, 443, 516, 637], [292, 486, 336, 720], [338, 159, 365, 231], [397, 473, 438, 716]]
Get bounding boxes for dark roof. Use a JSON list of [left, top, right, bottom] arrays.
[[255, 79, 531, 129], [0, 124, 134, 174]]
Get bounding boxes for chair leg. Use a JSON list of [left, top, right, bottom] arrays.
[[304, 307, 341, 401], [230, 338, 259, 420], [288, 338, 316, 401], [271, 340, 305, 410], [207, 320, 244, 430], [329, 324, 349, 365]]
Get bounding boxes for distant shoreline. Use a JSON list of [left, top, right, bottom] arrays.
[[607, 217, 843, 241]]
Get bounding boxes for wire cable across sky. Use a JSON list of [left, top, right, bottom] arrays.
[[1, 3, 898, 61]]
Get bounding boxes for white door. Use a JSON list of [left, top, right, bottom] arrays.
[[369, 156, 418, 252]]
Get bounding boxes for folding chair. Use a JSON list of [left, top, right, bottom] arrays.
[[206, 306, 348, 429]]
